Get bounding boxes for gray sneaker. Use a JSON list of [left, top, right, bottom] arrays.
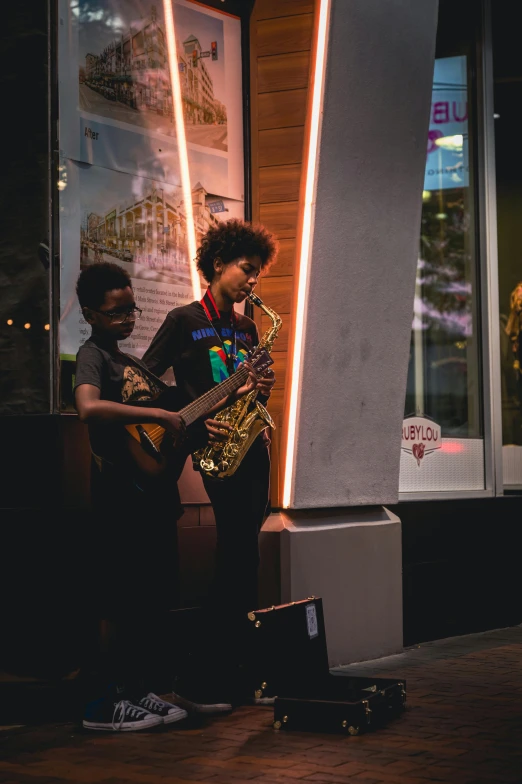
[[136, 692, 188, 724], [83, 698, 163, 732], [168, 686, 232, 714]]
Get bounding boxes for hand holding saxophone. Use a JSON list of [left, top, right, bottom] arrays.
[[205, 418, 233, 443], [204, 360, 276, 443]]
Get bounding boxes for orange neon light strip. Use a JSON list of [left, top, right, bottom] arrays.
[[163, 0, 201, 299], [282, 0, 331, 508]]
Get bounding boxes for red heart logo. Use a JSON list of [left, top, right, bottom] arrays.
[[412, 443, 425, 466]]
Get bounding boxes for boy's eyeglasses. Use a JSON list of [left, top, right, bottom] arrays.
[[91, 306, 142, 324]]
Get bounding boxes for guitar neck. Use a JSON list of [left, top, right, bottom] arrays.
[[178, 366, 250, 426]]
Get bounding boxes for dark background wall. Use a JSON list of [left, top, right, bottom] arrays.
[[389, 497, 522, 647], [0, 1, 51, 414]]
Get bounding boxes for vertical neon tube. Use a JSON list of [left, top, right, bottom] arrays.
[[163, 0, 201, 299], [282, 0, 331, 508]]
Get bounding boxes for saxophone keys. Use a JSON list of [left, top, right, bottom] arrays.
[[218, 460, 229, 472], [200, 459, 215, 472]]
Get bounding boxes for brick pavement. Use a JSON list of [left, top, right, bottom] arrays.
[[2, 626, 522, 784]]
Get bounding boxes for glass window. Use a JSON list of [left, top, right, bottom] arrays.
[[400, 0, 485, 493], [0, 4, 51, 415], [492, 0, 522, 488]]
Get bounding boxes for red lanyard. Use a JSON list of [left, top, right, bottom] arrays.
[[201, 288, 238, 370]]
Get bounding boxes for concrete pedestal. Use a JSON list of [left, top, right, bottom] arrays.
[[259, 507, 403, 667]]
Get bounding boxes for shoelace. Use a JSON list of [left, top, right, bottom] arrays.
[[112, 699, 149, 730], [140, 694, 169, 712]]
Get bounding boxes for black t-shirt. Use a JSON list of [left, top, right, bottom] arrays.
[[74, 335, 166, 462], [142, 295, 259, 407]]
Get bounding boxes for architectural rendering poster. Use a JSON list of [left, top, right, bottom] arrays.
[[58, 0, 244, 359], [59, 157, 244, 359]]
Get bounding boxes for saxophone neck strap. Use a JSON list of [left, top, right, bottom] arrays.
[[201, 288, 238, 373], [201, 288, 238, 327]]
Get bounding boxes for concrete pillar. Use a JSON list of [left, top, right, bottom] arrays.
[[260, 509, 403, 666], [262, 0, 439, 664]]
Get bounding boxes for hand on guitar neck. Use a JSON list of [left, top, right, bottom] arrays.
[[158, 410, 187, 444]]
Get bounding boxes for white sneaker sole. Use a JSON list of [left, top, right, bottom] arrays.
[[170, 692, 232, 714], [83, 715, 163, 732], [162, 709, 189, 724]]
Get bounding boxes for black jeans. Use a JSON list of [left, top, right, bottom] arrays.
[[202, 436, 271, 618], [81, 457, 180, 701]]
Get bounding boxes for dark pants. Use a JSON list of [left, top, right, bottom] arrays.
[[80, 457, 181, 702], [201, 436, 271, 617], [172, 437, 271, 701]]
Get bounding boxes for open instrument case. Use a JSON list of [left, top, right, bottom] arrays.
[[242, 597, 406, 736]]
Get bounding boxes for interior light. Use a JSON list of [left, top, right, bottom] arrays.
[[422, 190, 431, 202], [434, 134, 463, 151], [435, 213, 448, 220], [163, 0, 200, 299], [440, 441, 464, 454], [282, 0, 331, 509], [45, 324, 50, 331], [7, 319, 13, 326], [24, 323, 31, 330]]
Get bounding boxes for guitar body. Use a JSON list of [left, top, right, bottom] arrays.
[[124, 422, 169, 478], [123, 387, 185, 480]]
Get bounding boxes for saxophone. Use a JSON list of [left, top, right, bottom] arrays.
[[193, 292, 282, 479]]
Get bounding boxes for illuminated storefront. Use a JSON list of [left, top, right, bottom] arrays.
[[1, 0, 522, 686]]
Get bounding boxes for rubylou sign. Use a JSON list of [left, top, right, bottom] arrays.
[[401, 417, 442, 467]]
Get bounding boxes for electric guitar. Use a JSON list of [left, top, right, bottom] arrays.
[[123, 347, 273, 478]]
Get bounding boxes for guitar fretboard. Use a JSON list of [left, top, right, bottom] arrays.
[[178, 365, 250, 426]]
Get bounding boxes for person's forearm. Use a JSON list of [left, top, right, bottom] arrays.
[[77, 399, 169, 427]]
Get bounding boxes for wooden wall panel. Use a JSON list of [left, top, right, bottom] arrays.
[[268, 387, 285, 412], [267, 238, 296, 276], [258, 127, 304, 167], [259, 201, 299, 239], [258, 89, 308, 130], [271, 352, 287, 389], [251, 0, 314, 506], [259, 164, 301, 204], [257, 14, 314, 57], [257, 52, 310, 93], [256, 0, 314, 20], [258, 276, 294, 314]]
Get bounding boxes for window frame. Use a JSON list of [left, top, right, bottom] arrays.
[[399, 0, 503, 501]]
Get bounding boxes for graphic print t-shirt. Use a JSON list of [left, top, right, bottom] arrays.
[[74, 335, 165, 462], [142, 300, 260, 407]]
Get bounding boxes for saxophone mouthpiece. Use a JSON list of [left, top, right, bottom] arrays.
[[248, 292, 263, 306]]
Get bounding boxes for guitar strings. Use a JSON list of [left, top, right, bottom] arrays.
[[136, 358, 267, 448]]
